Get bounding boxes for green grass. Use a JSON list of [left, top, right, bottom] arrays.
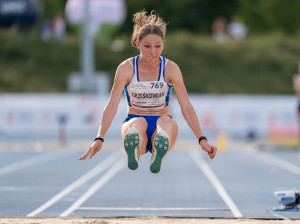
[[0, 28, 299, 94]]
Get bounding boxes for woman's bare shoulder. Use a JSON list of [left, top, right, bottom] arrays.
[[114, 57, 134, 85], [118, 57, 134, 71], [165, 58, 181, 74], [164, 58, 182, 84]]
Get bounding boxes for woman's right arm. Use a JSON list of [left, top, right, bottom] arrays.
[[80, 60, 132, 160]]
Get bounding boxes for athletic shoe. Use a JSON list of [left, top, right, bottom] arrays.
[[150, 130, 169, 173], [124, 127, 140, 170]]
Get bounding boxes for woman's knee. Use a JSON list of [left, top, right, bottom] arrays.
[[157, 116, 177, 129], [121, 117, 147, 137], [157, 115, 172, 124], [131, 117, 148, 131]]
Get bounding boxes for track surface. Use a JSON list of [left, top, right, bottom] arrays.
[[0, 141, 300, 220]]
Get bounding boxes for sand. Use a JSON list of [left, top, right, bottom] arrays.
[[1, 217, 300, 224]]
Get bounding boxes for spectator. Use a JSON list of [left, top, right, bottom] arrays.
[[227, 16, 248, 44], [293, 62, 300, 151], [52, 13, 66, 41], [40, 18, 52, 41], [211, 17, 228, 44]]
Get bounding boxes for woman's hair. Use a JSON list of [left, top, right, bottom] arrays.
[[131, 10, 167, 47]]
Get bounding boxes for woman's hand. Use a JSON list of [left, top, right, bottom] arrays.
[[79, 140, 103, 160], [200, 140, 217, 159]]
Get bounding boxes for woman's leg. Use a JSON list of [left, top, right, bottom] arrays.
[[150, 115, 178, 173], [121, 117, 149, 170], [297, 111, 300, 158], [155, 115, 178, 150]]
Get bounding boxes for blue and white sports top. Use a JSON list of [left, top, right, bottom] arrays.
[[124, 56, 173, 109]]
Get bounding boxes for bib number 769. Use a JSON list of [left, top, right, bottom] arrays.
[[150, 82, 164, 88]]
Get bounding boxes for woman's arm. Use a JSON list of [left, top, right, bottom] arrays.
[[80, 60, 133, 160], [293, 62, 300, 95], [293, 75, 300, 96], [166, 60, 217, 159], [96, 65, 129, 138]]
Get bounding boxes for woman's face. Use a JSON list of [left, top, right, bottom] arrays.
[[136, 34, 164, 63]]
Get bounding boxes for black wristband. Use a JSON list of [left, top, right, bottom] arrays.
[[94, 136, 104, 143], [198, 136, 207, 144]]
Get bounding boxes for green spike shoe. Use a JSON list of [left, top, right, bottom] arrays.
[[124, 128, 140, 170], [150, 130, 169, 173]]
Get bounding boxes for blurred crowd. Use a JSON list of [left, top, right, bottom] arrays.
[[40, 14, 66, 42], [211, 16, 248, 44]]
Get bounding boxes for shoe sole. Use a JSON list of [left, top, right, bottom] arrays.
[[150, 134, 169, 173], [124, 132, 139, 170]]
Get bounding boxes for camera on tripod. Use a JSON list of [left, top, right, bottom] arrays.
[[273, 190, 300, 211]]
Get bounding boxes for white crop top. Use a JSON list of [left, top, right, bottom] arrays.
[[124, 56, 173, 109]]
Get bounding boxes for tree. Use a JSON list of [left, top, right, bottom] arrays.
[[41, 0, 67, 19], [238, 0, 300, 34], [121, 0, 239, 33]]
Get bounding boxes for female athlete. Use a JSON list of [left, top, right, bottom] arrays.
[[80, 10, 217, 173]]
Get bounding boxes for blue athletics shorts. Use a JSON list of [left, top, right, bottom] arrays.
[[123, 114, 172, 153]]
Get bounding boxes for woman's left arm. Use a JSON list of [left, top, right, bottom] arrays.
[[166, 61, 217, 159], [293, 75, 300, 96]]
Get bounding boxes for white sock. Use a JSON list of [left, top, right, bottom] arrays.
[[157, 130, 169, 139], [126, 127, 139, 135]]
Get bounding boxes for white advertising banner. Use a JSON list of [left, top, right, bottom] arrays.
[[65, 0, 126, 24], [0, 94, 298, 142]]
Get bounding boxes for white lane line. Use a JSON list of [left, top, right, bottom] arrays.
[[60, 159, 125, 217], [247, 151, 300, 176], [27, 151, 121, 217], [77, 207, 230, 211], [189, 150, 243, 218], [0, 153, 64, 176], [273, 213, 293, 221], [0, 186, 31, 191]]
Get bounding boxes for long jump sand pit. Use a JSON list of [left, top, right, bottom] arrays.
[[1, 217, 299, 224]]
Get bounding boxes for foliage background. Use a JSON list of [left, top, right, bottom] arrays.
[[0, 0, 300, 94]]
